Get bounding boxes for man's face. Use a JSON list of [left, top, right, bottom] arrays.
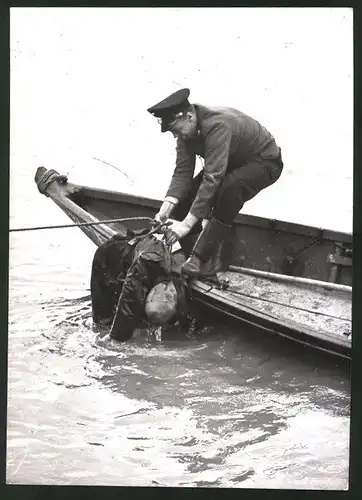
[[168, 110, 198, 140]]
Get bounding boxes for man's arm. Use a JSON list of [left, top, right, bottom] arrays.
[[165, 123, 233, 244], [155, 139, 196, 222], [188, 122, 232, 220], [155, 196, 179, 223], [166, 138, 196, 201]]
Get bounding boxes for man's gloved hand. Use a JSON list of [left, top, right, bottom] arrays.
[[154, 197, 179, 224]]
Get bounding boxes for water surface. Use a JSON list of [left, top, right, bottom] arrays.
[[7, 229, 350, 488]]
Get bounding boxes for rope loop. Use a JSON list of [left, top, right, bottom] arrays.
[[35, 168, 68, 196]]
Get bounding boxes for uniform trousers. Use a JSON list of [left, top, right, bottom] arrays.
[[172, 153, 283, 227]]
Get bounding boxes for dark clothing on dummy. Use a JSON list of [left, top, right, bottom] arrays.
[[166, 104, 283, 221], [90, 230, 188, 342], [90, 232, 135, 326]]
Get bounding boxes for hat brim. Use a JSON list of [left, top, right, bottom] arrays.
[[147, 88, 191, 132]]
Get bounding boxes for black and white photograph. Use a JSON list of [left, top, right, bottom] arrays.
[[8, 7, 352, 489]]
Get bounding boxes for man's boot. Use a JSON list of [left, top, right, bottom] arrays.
[[182, 218, 231, 277]]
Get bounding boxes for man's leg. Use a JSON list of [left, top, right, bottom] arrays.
[[213, 157, 283, 224], [182, 157, 283, 276]]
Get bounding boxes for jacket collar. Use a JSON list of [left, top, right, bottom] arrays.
[[194, 104, 205, 137]]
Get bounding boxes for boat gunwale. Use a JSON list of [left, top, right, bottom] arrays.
[[191, 289, 351, 360], [69, 183, 353, 244], [191, 280, 351, 350]]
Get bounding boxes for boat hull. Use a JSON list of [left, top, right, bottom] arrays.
[[69, 184, 352, 286], [34, 167, 352, 359]]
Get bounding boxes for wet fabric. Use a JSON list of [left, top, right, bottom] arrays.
[[90, 231, 142, 326], [90, 229, 189, 342]]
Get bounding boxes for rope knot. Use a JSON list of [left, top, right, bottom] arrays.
[[35, 167, 68, 196]]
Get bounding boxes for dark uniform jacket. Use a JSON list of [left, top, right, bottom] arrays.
[[166, 104, 281, 219]]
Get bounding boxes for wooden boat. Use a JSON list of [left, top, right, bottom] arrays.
[[33, 166, 352, 360]]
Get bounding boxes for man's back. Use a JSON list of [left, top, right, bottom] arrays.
[[194, 104, 280, 165]]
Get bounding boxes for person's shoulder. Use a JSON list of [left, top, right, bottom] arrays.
[[197, 104, 244, 129], [197, 103, 243, 116]]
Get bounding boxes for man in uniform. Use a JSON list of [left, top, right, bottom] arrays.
[[147, 88, 284, 277]]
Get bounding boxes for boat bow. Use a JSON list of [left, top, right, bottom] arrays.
[[35, 166, 118, 246]]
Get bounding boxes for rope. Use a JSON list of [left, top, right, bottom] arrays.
[[36, 169, 68, 196], [9, 217, 155, 233]]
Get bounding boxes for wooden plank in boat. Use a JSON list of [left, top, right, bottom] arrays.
[[191, 272, 351, 349], [222, 271, 351, 321]]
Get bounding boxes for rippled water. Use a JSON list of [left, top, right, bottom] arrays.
[[7, 228, 350, 489], [8, 7, 352, 488]]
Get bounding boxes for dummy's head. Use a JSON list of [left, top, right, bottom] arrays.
[[144, 281, 179, 325]]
